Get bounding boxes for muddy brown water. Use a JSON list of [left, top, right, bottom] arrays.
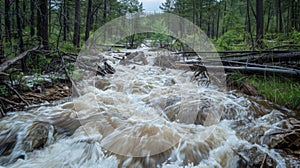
[[0, 50, 299, 168]]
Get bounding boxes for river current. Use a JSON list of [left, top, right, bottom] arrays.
[[0, 49, 298, 167]]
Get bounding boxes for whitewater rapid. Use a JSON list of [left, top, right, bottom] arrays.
[[0, 49, 294, 167]]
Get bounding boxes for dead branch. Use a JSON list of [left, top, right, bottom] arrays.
[[0, 105, 5, 118], [0, 96, 20, 106], [57, 49, 80, 97], [260, 154, 267, 168], [0, 72, 9, 76], [4, 82, 29, 106], [221, 60, 298, 71], [175, 63, 300, 76], [0, 46, 39, 72], [224, 51, 300, 63]]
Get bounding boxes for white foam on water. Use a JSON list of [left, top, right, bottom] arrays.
[[0, 50, 295, 167]]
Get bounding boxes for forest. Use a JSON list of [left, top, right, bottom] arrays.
[[0, 0, 300, 167], [0, 0, 299, 112]]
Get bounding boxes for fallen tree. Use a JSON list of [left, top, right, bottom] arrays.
[[175, 63, 300, 76], [227, 51, 300, 63], [0, 46, 39, 72]]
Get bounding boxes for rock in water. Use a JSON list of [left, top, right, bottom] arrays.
[[240, 82, 258, 96], [22, 121, 54, 152], [95, 79, 111, 90]]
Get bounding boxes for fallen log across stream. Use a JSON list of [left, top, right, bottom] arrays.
[[176, 63, 300, 76], [175, 48, 300, 77]]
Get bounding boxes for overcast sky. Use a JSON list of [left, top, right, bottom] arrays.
[[139, 0, 165, 12]]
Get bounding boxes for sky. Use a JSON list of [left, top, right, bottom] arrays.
[[139, 0, 165, 12]]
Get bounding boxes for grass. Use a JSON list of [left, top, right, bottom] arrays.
[[228, 72, 300, 110]]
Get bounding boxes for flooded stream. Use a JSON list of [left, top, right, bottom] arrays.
[[0, 49, 299, 168]]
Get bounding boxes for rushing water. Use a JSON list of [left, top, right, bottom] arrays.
[[0, 50, 299, 168]]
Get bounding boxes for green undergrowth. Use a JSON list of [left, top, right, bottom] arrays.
[[213, 31, 300, 51], [228, 72, 300, 110]]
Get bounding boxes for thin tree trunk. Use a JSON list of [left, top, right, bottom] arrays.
[[207, 1, 212, 37], [216, 6, 220, 39], [16, 0, 24, 53], [103, 0, 107, 22], [192, 0, 196, 24], [37, 0, 49, 49], [207, 17, 211, 38], [63, 0, 67, 41], [22, 0, 26, 29], [0, 6, 4, 63], [256, 0, 263, 48], [16, 0, 26, 71], [221, 1, 227, 35], [276, 0, 283, 33], [85, 0, 92, 41], [291, 0, 296, 29], [4, 0, 11, 43], [48, 0, 51, 35], [30, 0, 35, 37], [73, 0, 80, 48], [211, 15, 215, 38], [247, 0, 254, 49], [199, 0, 203, 28], [265, 0, 272, 33]]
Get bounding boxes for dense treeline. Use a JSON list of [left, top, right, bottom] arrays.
[[160, 0, 300, 49], [0, 0, 299, 112], [1, 0, 300, 61], [0, 0, 143, 113], [0, 0, 143, 65]]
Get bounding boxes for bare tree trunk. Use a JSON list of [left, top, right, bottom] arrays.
[[48, 0, 51, 35], [30, 0, 35, 37], [291, 0, 296, 30], [207, 17, 211, 38], [199, 0, 203, 28], [265, 0, 272, 33], [256, 0, 263, 48], [211, 15, 215, 38], [16, 0, 26, 71], [0, 6, 4, 63], [37, 0, 49, 49], [22, 0, 26, 29], [192, 0, 196, 24], [85, 0, 92, 41], [221, 1, 227, 35], [73, 0, 80, 48], [246, 0, 254, 49], [216, 6, 220, 39], [63, 0, 67, 41], [4, 0, 11, 43], [16, 0, 24, 53], [276, 0, 283, 33], [103, 0, 107, 22]]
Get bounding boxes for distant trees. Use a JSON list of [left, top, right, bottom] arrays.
[[0, 0, 299, 58], [0, 0, 144, 62], [160, 0, 300, 49]]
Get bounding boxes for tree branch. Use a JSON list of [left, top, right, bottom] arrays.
[[0, 46, 39, 72]]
